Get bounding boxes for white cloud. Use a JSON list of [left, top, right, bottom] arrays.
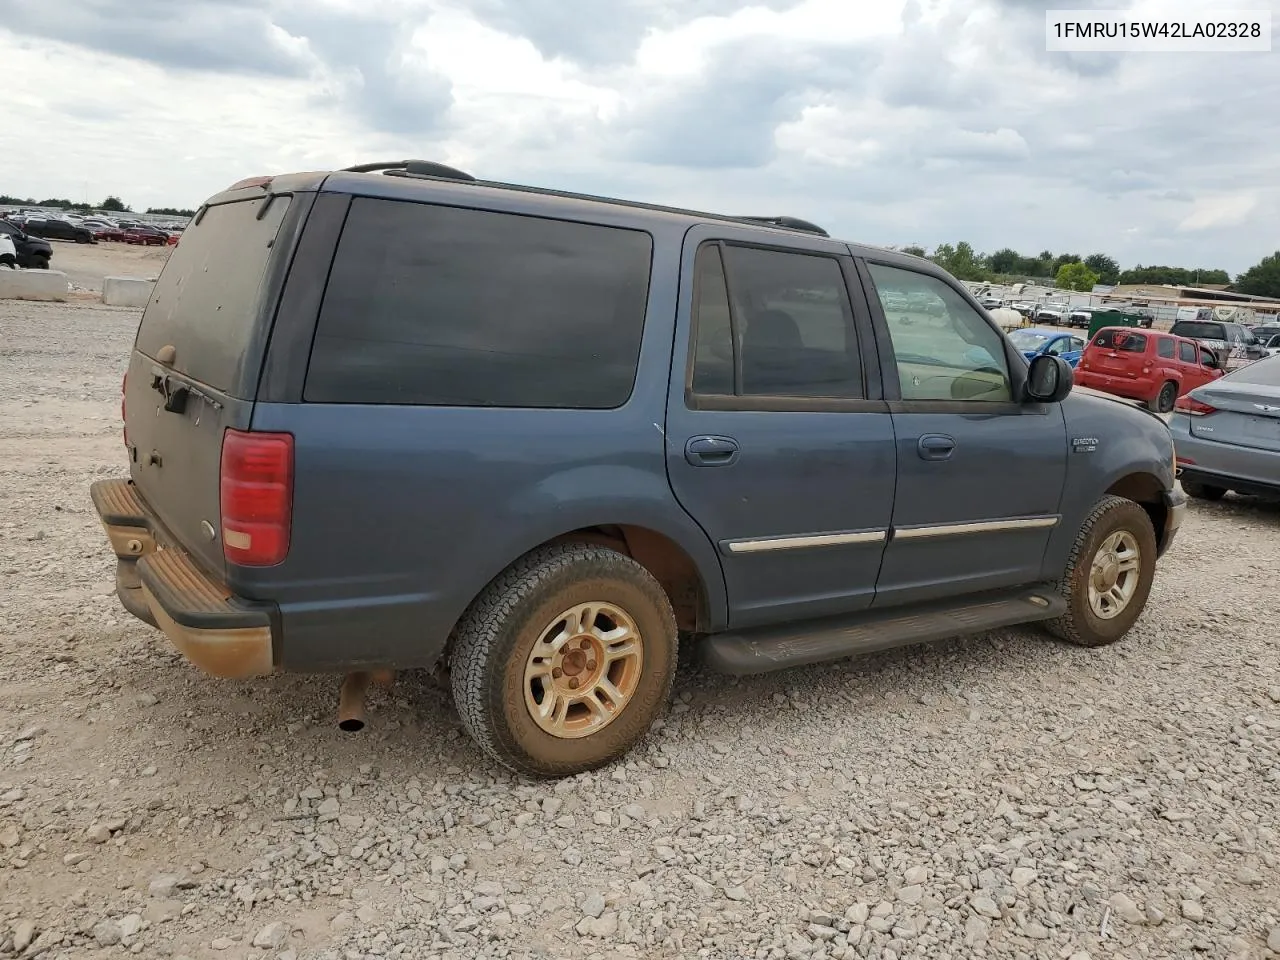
[[1, 0, 1277, 273]]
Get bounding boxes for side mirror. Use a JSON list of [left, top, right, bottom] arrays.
[[1026, 354, 1073, 403]]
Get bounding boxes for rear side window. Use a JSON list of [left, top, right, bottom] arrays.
[[1156, 337, 1175, 359], [1092, 330, 1147, 353], [305, 199, 652, 408], [1178, 341, 1197, 363], [135, 196, 292, 392], [690, 243, 863, 399]]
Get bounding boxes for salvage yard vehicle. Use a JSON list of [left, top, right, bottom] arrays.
[[1171, 354, 1280, 502], [0, 232, 16, 268], [1075, 326, 1223, 413], [0, 218, 52, 268], [90, 160, 1185, 778]]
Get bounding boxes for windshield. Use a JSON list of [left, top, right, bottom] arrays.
[[1008, 330, 1050, 348]]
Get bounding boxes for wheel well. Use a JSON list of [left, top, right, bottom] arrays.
[[1106, 473, 1167, 548], [548, 525, 710, 633]]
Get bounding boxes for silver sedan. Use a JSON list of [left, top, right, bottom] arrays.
[[1171, 354, 1280, 501]]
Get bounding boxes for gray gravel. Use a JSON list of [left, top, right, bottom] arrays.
[[1, 299, 1278, 960]]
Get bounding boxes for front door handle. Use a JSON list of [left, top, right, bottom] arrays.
[[918, 434, 955, 461], [685, 435, 740, 466]]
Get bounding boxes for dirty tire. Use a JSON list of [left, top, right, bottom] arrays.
[[450, 542, 677, 778], [1181, 480, 1226, 501], [1044, 495, 1157, 648], [1151, 381, 1178, 413]]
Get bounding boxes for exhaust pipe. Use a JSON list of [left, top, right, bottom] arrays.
[[337, 670, 395, 732]]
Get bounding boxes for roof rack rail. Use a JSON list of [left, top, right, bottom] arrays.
[[733, 216, 829, 237], [342, 160, 476, 182]]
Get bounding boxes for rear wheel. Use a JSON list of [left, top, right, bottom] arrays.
[[1151, 381, 1178, 413], [30, 255, 49, 270], [450, 543, 677, 778], [1182, 480, 1226, 501], [1045, 495, 1157, 648], [0, 255, 15, 269]]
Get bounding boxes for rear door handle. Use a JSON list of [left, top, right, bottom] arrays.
[[685, 436, 740, 466], [918, 434, 955, 461]]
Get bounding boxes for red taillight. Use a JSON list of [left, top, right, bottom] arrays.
[[219, 429, 293, 566], [1175, 396, 1216, 417], [121, 372, 128, 446]]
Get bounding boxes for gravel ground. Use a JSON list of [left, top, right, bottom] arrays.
[[1, 299, 1278, 960]]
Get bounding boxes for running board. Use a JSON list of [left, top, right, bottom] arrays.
[[702, 585, 1066, 676]]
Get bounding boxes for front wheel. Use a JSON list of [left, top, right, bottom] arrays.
[[450, 542, 677, 777], [1045, 495, 1157, 648]]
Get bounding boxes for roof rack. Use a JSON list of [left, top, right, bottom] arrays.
[[341, 160, 828, 238], [732, 216, 828, 237], [341, 160, 476, 181]]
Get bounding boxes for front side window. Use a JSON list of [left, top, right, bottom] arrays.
[[1178, 341, 1197, 363], [689, 243, 863, 399], [866, 263, 1012, 402], [305, 199, 653, 408]]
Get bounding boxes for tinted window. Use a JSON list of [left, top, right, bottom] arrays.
[[1156, 337, 1175, 359], [1092, 330, 1147, 353], [1172, 321, 1226, 340], [689, 243, 862, 399], [305, 199, 652, 409], [867, 263, 1012, 402], [1178, 341, 1197, 363], [136, 195, 292, 393]]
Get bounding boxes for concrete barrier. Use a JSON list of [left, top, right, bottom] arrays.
[[0, 269, 69, 302], [103, 276, 157, 308]]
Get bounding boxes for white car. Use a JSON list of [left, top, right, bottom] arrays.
[[0, 232, 17, 268], [1264, 334, 1280, 357]]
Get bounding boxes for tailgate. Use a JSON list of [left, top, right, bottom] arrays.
[[125, 193, 297, 574]]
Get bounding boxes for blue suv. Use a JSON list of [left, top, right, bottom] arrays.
[[91, 160, 1185, 777]]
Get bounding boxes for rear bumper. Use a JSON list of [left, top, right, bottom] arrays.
[[89, 479, 276, 679]]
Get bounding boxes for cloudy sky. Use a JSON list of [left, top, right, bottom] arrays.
[[1, 0, 1276, 273]]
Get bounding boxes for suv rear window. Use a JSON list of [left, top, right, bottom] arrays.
[[1091, 330, 1148, 352], [304, 199, 652, 409], [135, 196, 292, 392]]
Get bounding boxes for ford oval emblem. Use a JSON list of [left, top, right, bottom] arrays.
[[201, 520, 217, 541]]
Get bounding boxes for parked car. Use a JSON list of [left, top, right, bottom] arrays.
[[1169, 319, 1268, 366], [1249, 323, 1280, 345], [0, 218, 53, 268], [1007, 327, 1086, 367], [980, 296, 1003, 310], [89, 160, 1185, 777], [1264, 334, 1280, 357], [1171, 353, 1280, 501], [1074, 326, 1224, 412], [1035, 303, 1069, 325], [1011, 301, 1037, 318], [24, 217, 95, 244], [123, 225, 170, 246], [1067, 307, 1093, 329], [0, 232, 16, 268]]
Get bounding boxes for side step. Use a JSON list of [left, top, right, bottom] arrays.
[[702, 585, 1066, 676]]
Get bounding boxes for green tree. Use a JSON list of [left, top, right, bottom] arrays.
[[900, 245, 927, 258], [146, 206, 196, 218], [988, 248, 1021, 274], [100, 196, 129, 212], [929, 241, 988, 281], [1235, 251, 1280, 298], [1052, 253, 1082, 274], [1084, 253, 1120, 285], [1056, 261, 1099, 292]]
